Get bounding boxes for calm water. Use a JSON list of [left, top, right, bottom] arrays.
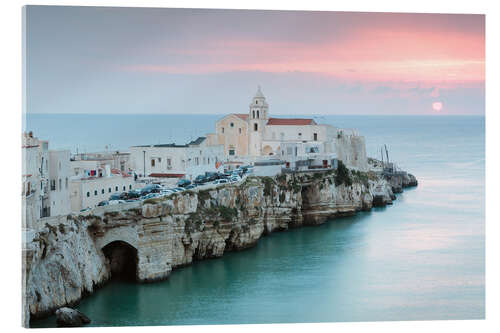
[[28, 115, 485, 326]]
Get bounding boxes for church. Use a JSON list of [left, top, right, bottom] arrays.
[[206, 86, 338, 159]]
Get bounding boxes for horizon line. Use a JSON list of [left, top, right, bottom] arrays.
[[25, 112, 485, 116]]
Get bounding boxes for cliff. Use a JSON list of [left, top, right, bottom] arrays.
[[23, 169, 416, 326]]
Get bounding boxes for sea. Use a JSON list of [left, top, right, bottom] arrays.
[[27, 114, 485, 326]]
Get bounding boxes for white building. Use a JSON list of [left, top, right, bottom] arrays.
[[280, 141, 338, 171], [129, 137, 224, 181], [22, 133, 72, 228], [48, 150, 71, 216], [70, 173, 135, 211], [71, 151, 132, 174], [69, 152, 137, 211], [22, 132, 44, 229], [206, 87, 368, 171]]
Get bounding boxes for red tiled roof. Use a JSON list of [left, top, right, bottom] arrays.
[[111, 168, 131, 177], [234, 114, 249, 120], [148, 173, 185, 178], [111, 168, 121, 175], [266, 118, 316, 126]]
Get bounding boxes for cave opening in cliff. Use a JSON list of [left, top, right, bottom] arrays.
[[102, 241, 138, 281]]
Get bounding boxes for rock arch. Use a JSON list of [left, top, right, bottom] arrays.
[[96, 226, 140, 281], [102, 240, 138, 281], [96, 226, 139, 250]]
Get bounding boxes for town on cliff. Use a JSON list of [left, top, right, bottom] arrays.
[[22, 87, 417, 327]]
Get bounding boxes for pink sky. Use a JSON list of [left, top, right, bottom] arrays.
[[122, 15, 484, 84], [28, 7, 485, 115]]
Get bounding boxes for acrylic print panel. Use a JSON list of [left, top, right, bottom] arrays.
[[22, 5, 485, 328]]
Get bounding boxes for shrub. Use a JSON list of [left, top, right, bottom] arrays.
[[143, 198, 158, 205], [279, 191, 286, 203], [262, 177, 274, 197], [335, 160, 352, 187], [219, 205, 238, 221]]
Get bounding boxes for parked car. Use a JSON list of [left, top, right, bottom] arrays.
[[213, 179, 229, 185], [174, 187, 186, 192], [127, 189, 141, 199], [230, 175, 241, 183], [97, 200, 109, 207], [160, 189, 174, 196], [194, 175, 209, 185], [108, 199, 126, 205], [141, 193, 158, 201], [185, 184, 197, 190], [140, 184, 162, 195], [204, 172, 218, 182], [109, 193, 126, 201], [177, 179, 192, 187]]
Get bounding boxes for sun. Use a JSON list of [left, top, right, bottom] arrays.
[[432, 102, 443, 112]]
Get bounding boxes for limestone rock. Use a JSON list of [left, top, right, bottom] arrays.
[[55, 307, 91, 327], [25, 170, 417, 323]]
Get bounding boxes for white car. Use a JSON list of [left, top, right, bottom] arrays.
[[230, 175, 242, 182], [108, 199, 126, 205], [159, 189, 174, 197], [213, 179, 229, 185]]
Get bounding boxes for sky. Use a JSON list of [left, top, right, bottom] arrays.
[[25, 6, 485, 115]]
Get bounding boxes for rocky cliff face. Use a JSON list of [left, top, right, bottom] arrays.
[[23, 217, 110, 322], [24, 170, 416, 325]]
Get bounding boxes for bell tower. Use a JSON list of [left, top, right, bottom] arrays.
[[248, 86, 269, 156]]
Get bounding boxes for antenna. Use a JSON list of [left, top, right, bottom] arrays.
[[380, 147, 384, 166], [384, 144, 389, 164]]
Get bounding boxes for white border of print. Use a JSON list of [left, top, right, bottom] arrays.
[[1, 1, 497, 333]]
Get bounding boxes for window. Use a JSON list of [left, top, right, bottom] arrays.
[[239, 128, 242, 134], [65, 177, 68, 189], [115, 186, 118, 191], [256, 100, 258, 105], [257, 110, 259, 118], [222, 127, 224, 133], [94, 190, 97, 196], [58, 179, 62, 191], [167, 158, 172, 166], [298, 133, 302, 139], [158, 157, 162, 163], [59, 162, 61, 170], [108, 188, 111, 193], [102, 189, 105, 194], [151, 159, 155, 167], [254, 123, 258, 131], [280, 132, 285, 141], [230, 122, 234, 127], [86, 192, 90, 197], [123, 186, 126, 191], [50, 179, 56, 191], [252, 110, 255, 118], [129, 185, 132, 190], [229, 149, 235, 156], [314, 133, 318, 141]]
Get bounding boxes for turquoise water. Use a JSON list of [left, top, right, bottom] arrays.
[[28, 115, 484, 326]]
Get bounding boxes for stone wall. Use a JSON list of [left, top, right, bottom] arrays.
[[335, 134, 369, 171]]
